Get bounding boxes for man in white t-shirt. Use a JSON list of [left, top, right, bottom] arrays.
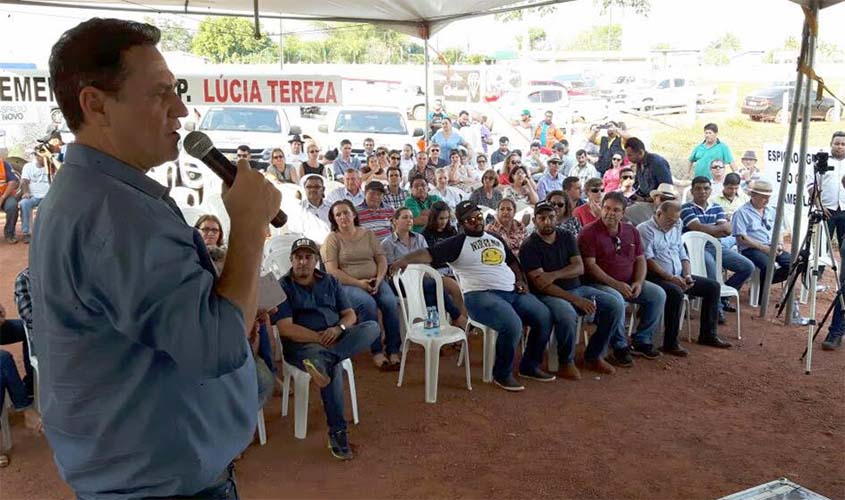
[[20, 154, 52, 243], [388, 200, 554, 392]]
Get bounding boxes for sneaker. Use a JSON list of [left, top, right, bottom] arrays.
[[328, 430, 353, 460], [721, 299, 737, 313], [606, 347, 634, 367], [21, 233, 30, 244], [518, 366, 556, 382], [493, 375, 525, 392], [302, 359, 330, 389], [822, 333, 843, 351], [4, 235, 17, 244], [631, 343, 662, 359]]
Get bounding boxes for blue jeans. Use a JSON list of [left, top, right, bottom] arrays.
[[829, 253, 845, 338], [705, 243, 755, 291], [2, 196, 17, 238], [741, 248, 792, 301], [256, 324, 277, 374], [0, 350, 32, 410], [392, 277, 462, 321], [463, 290, 552, 380], [343, 282, 402, 355], [0, 318, 33, 396], [20, 196, 42, 234], [537, 286, 623, 363], [283, 321, 379, 433], [594, 281, 666, 348]]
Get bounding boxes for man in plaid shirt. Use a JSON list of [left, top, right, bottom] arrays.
[[384, 166, 408, 210]]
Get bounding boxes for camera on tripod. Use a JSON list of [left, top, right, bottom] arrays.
[[813, 151, 831, 174]]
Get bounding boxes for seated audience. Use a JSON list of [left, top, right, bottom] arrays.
[[433, 168, 464, 209], [570, 149, 599, 189], [520, 202, 623, 379], [332, 139, 362, 179], [273, 237, 379, 460], [601, 153, 626, 193], [638, 201, 732, 352], [572, 177, 604, 227], [578, 192, 667, 366], [411, 151, 436, 186], [563, 176, 584, 208], [384, 166, 409, 210], [709, 172, 748, 217], [447, 150, 476, 191], [405, 175, 442, 233], [624, 183, 676, 227], [1, 147, 19, 244], [322, 200, 402, 369], [19, 153, 52, 244], [390, 200, 554, 392], [326, 169, 365, 206], [536, 155, 564, 201], [503, 166, 539, 206], [617, 167, 636, 199], [357, 181, 394, 242], [361, 154, 387, 183], [298, 141, 328, 179], [498, 152, 522, 186], [265, 148, 298, 185], [708, 159, 727, 194], [469, 169, 503, 209], [546, 190, 581, 236], [486, 197, 527, 257]]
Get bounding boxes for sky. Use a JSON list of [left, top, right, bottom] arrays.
[[1, 0, 844, 64]]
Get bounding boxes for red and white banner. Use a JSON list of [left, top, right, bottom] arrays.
[[0, 71, 342, 106]]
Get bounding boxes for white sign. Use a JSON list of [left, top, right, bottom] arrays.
[[0, 103, 38, 124], [761, 143, 829, 233], [0, 70, 343, 107]]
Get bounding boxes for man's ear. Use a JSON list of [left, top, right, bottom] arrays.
[[78, 86, 111, 128]]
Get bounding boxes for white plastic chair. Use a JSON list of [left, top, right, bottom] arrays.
[[256, 408, 266, 446], [627, 298, 690, 340], [281, 358, 358, 440], [23, 324, 39, 413], [546, 317, 585, 373], [264, 233, 304, 259], [749, 268, 761, 308], [1, 391, 11, 451], [179, 206, 206, 227], [169, 186, 200, 208], [147, 162, 176, 188], [683, 231, 742, 339], [263, 248, 293, 279], [393, 265, 472, 403]]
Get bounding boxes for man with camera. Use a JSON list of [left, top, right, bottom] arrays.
[[589, 121, 630, 175]]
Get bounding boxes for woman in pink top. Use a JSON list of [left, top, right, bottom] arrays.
[[573, 177, 604, 226], [601, 153, 626, 192]]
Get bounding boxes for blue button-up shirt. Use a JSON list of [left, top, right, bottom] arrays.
[[732, 201, 775, 249], [30, 144, 257, 498], [536, 172, 564, 200], [637, 217, 688, 276], [274, 269, 351, 332]]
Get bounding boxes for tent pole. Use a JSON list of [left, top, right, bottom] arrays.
[[760, 10, 812, 319], [425, 37, 430, 148], [784, 2, 819, 322]]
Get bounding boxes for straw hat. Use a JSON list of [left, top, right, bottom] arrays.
[[748, 180, 773, 196], [649, 183, 677, 201]]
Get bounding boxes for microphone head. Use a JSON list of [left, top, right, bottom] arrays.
[[183, 131, 215, 160]]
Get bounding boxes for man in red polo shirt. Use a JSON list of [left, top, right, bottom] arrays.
[[577, 191, 666, 367]]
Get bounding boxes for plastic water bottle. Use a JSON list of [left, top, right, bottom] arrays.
[[584, 296, 597, 324], [426, 306, 440, 335]]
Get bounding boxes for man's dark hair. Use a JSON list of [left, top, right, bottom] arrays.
[[625, 137, 645, 152], [704, 123, 719, 134], [236, 145, 250, 153], [386, 166, 402, 177], [363, 137, 374, 145], [409, 174, 428, 187], [691, 175, 711, 189], [602, 191, 628, 208], [340, 139, 352, 147], [554, 139, 569, 148], [459, 110, 469, 117], [425, 201, 457, 236], [575, 149, 587, 156], [832, 131, 845, 143], [499, 136, 509, 144], [327, 200, 360, 232], [724, 173, 741, 186], [563, 176, 580, 191], [50, 18, 161, 133], [620, 167, 634, 176]]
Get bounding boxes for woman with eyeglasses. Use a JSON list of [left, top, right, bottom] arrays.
[[297, 140, 327, 179], [485, 198, 527, 257], [361, 154, 387, 183], [573, 177, 604, 226], [503, 165, 539, 209], [545, 190, 581, 236], [469, 169, 503, 209], [375, 147, 390, 171], [431, 117, 473, 165], [498, 152, 522, 186], [265, 148, 297, 185], [601, 153, 627, 192], [322, 200, 402, 370], [617, 167, 636, 199]]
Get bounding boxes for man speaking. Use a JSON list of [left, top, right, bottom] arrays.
[[29, 19, 280, 498]]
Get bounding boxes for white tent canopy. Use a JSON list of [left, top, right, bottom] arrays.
[[0, 0, 571, 38]]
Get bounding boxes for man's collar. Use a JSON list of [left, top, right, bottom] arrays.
[[64, 143, 167, 199], [285, 267, 326, 284]]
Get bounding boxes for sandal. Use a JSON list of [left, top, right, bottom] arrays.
[[0, 454, 9, 468], [372, 353, 388, 369], [386, 354, 402, 371]]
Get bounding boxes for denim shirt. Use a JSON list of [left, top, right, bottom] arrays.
[[29, 144, 257, 498]]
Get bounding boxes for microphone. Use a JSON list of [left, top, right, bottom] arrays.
[[183, 131, 287, 228]]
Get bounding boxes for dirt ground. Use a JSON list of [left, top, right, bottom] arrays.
[[1, 236, 844, 500]]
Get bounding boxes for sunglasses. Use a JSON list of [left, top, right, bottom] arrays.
[[308, 149, 319, 153], [462, 214, 484, 224], [430, 148, 440, 152], [377, 151, 387, 156], [589, 188, 604, 193], [711, 165, 725, 169], [511, 161, 522, 166], [390, 156, 400, 160], [200, 227, 220, 234], [621, 175, 634, 180], [613, 236, 623, 254], [550, 202, 565, 208], [612, 157, 623, 162], [272, 155, 284, 159]]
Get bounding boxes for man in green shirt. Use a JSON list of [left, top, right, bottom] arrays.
[[687, 122, 734, 179], [404, 174, 442, 232]]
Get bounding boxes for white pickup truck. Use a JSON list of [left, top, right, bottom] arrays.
[[624, 77, 715, 112], [316, 106, 425, 159]]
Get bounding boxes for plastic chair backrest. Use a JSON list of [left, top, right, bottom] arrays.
[[170, 186, 200, 208], [180, 206, 206, 227], [682, 230, 723, 284], [394, 264, 446, 327], [265, 233, 304, 258], [200, 193, 231, 241]]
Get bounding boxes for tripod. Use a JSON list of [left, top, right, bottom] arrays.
[[775, 170, 844, 374]]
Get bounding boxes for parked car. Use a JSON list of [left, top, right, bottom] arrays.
[[741, 85, 840, 122], [316, 106, 424, 159], [624, 77, 715, 111]]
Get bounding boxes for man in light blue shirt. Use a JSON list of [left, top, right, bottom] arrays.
[[332, 139, 361, 179], [638, 201, 730, 352], [536, 155, 565, 201], [325, 168, 365, 206], [31, 19, 281, 498]]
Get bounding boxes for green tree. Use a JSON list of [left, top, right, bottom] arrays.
[[437, 47, 465, 65], [191, 17, 277, 63], [704, 32, 741, 66], [145, 17, 192, 52], [596, 0, 651, 15], [528, 27, 547, 51], [566, 24, 623, 51], [494, 5, 558, 22]]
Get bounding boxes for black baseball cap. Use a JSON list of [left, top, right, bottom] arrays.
[[455, 200, 480, 222], [290, 237, 319, 255], [534, 201, 556, 216]]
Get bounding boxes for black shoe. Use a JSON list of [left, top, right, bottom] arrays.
[[4, 234, 17, 244], [698, 336, 733, 349], [717, 311, 726, 325], [631, 343, 662, 359], [21, 233, 30, 244], [607, 347, 634, 367], [822, 333, 843, 351], [721, 300, 737, 313], [661, 344, 689, 357], [328, 430, 354, 460], [493, 375, 525, 392], [518, 367, 556, 382]]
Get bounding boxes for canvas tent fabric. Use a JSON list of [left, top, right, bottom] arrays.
[[0, 0, 571, 37]]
